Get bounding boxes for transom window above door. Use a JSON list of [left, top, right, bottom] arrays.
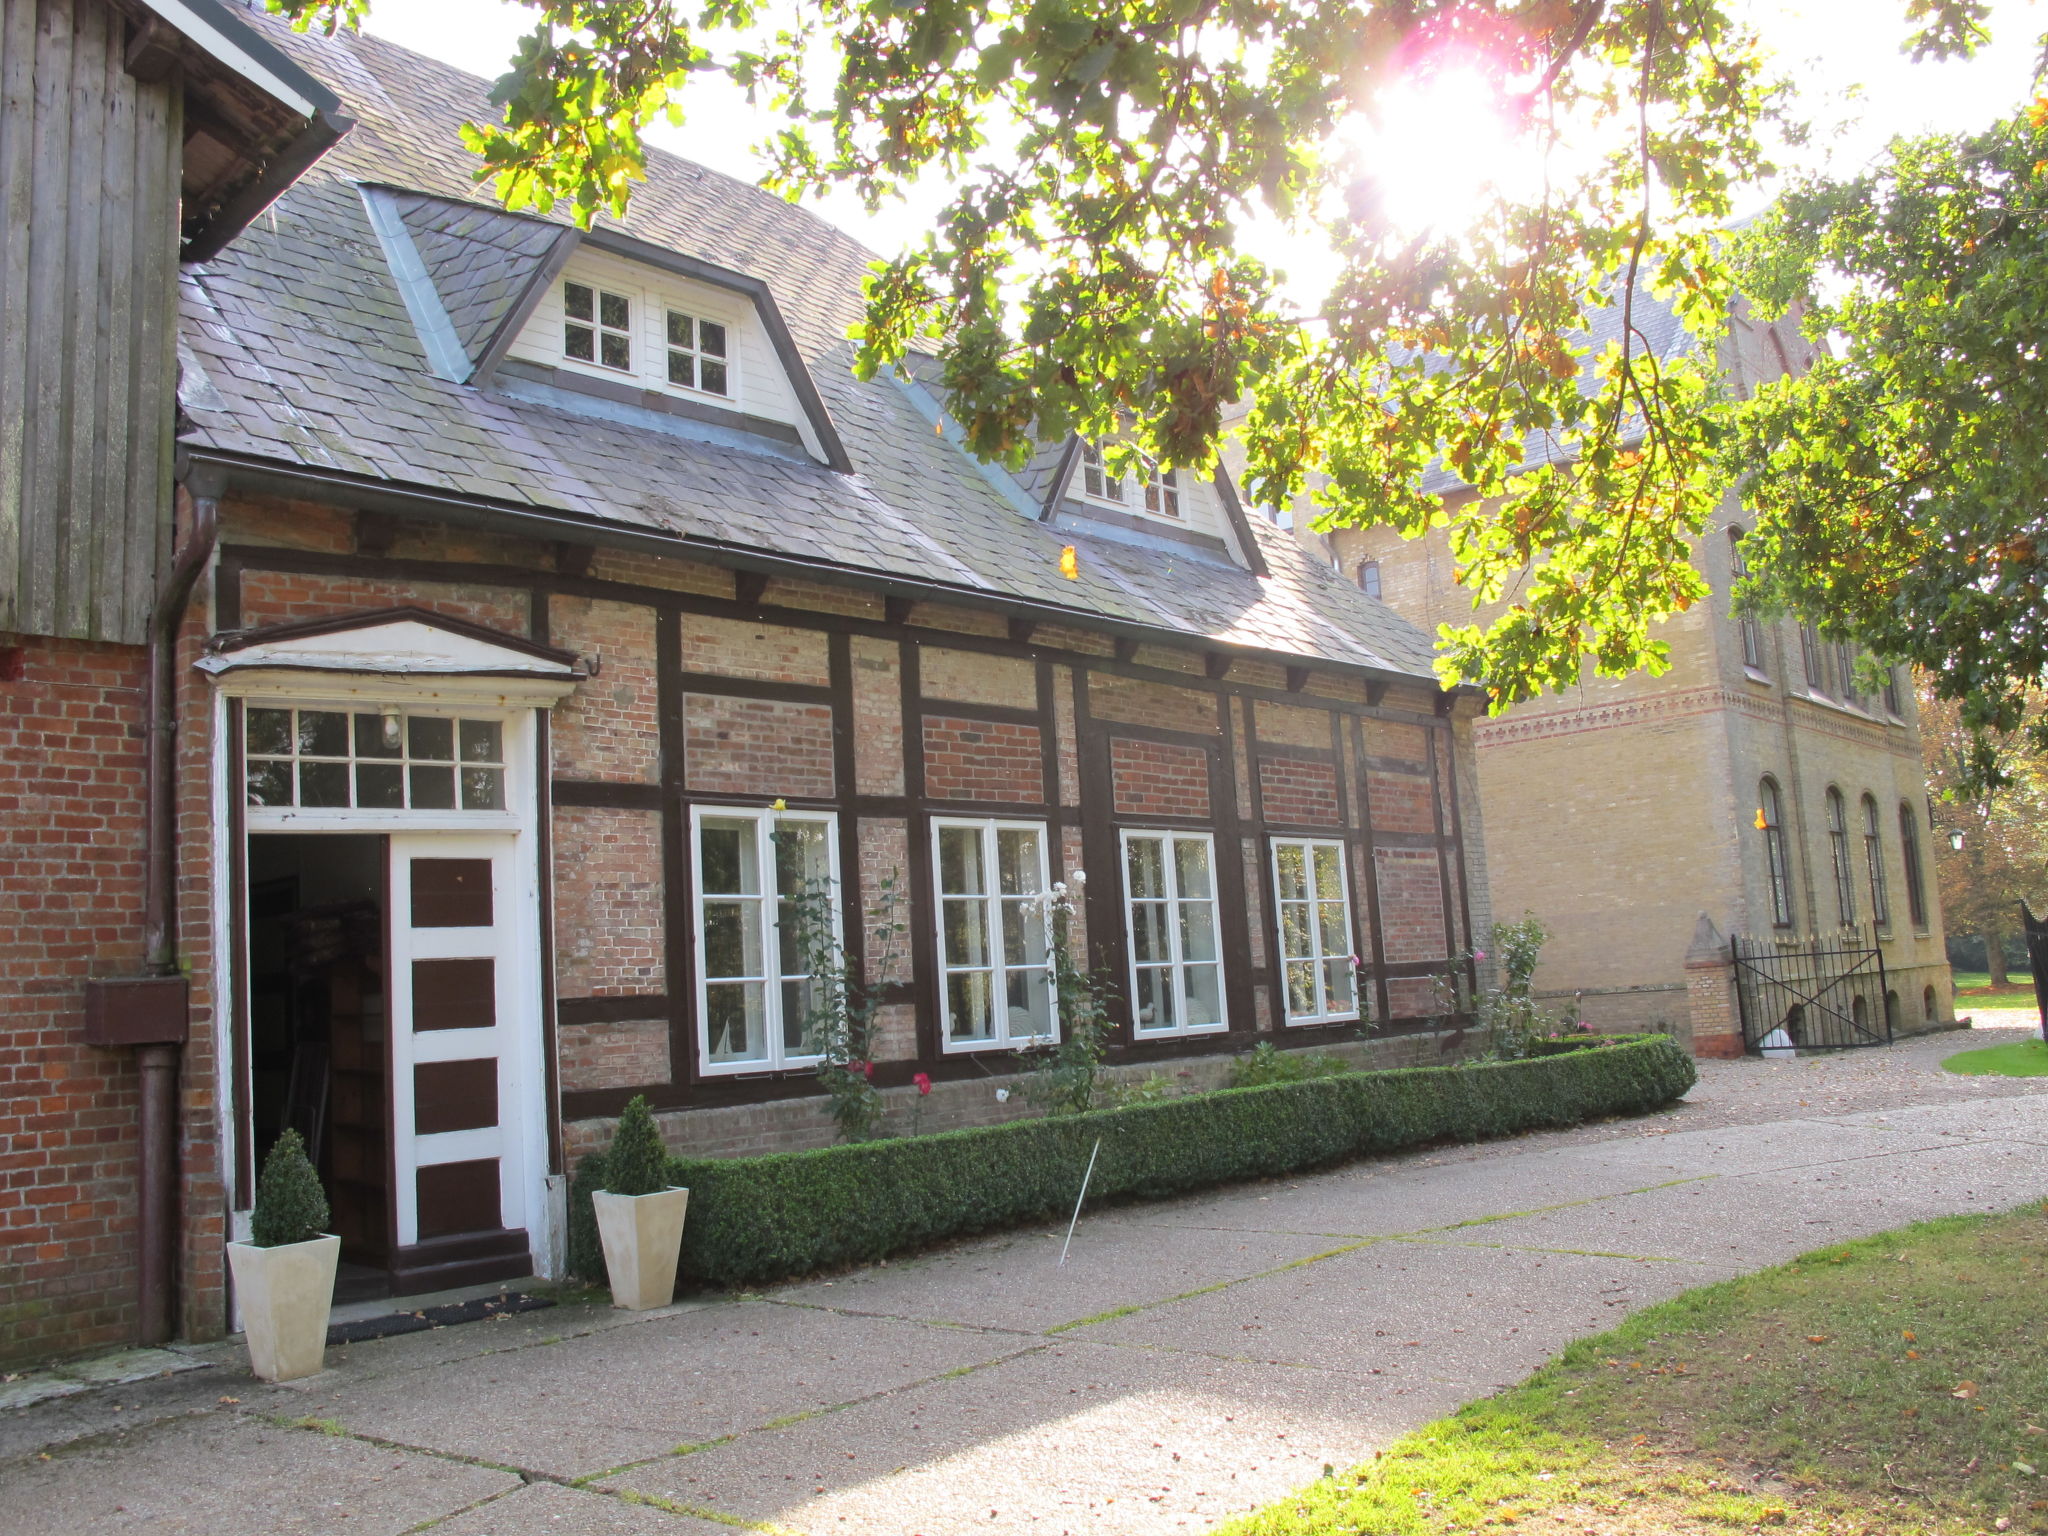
[[244, 707, 505, 812]]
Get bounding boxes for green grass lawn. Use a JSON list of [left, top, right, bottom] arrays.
[[1218, 1205, 2048, 1536], [1944, 1039, 2048, 1077], [1951, 970, 2040, 1010]]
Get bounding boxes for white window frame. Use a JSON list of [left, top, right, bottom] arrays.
[[931, 816, 1058, 1053], [554, 260, 742, 405], [1120, 829, 1228, 1039], [690, 806, 839, 1077], [1269, 836, 1361, 1026], [1078, 442, 1180, 519]]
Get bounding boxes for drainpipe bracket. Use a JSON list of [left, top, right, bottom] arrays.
[[83, 975, 190, 1047]]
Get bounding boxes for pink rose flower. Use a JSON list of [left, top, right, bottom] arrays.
[[914, 1072, 932, 1095]]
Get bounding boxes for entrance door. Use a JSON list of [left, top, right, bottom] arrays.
[[387, 833, 536, 1290]]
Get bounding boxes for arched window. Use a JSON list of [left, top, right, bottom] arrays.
[[1899, 802, 1928, 928], [1728, 527, 1763, 671], [1356, 560, 1382, 600], [1885, 990, 1900, 1035], [1923, 983, 1937, 1023], [1861, 793, 1890, 929], [1881, 666, 1903, 716], [1825, 788, 1855, 927], [1759, 778, 1793, 928]]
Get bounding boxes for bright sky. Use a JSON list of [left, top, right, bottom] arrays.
[[357, 0, 2046, 258]]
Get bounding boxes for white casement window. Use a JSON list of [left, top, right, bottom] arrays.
[[1080, 442, 1180, 518], [244, 706, 507, 813], [692, 808, 836, 1075], [933, 818, 1056, 1050], [1122, 831, 1226, 1037], [1270, 838, 1359, 1025], [563, 280, 633, 372], [559, 274, 735, 400], [665, 310, 729, 394]]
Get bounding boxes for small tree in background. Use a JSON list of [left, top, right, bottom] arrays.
[[249, 1129, 330, 1248], [604, 1095, 670, 1196], [1922, 684, 2048, 987]]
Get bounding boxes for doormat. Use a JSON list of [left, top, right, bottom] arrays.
[[326, 1291, 555, 1347]]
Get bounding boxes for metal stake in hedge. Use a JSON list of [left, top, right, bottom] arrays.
[[1059, 1138, 1103, 1266]]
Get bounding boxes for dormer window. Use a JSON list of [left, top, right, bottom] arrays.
[[551, 268, 738, 402], [666, 311, 729, 396], [564, 282, 632, 371], [1080, 443, 1179, 518]]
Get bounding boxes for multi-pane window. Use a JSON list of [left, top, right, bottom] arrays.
[[1862, 793, 1891, 929], [1079, 442, 1180, 517], [563, 281, 632, 371], [1825, 787, 1856, 927], [1881, 667, 1903, 716], [1729, 527, 1763, 672], [934, 819, 1055, 1049], [665, 310, 730, 396], [245, 707, 504, 812], [1356, 560, 1383, 600], [1758, 777, 1793, 928], [1122, 831, 1225, 1037], [1271, 838, 1358, 1024], [693, 809, 835, 1073], [1836, 644, 1862, 708], [1799, 624, 1827, 695], [1899, 802, 1929, 929]]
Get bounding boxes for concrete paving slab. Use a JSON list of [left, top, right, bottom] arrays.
[[1826, 1094, 2048, 1145], [1459, 1140, 2048, 1266], [293, 1299, 1033, 1480], [426, 1481, 732, 1534], [1077, 1239, 1734, 1388], [771, 1218, 1337, 1331], [0, 1409, 513, 1535], [603, 1338, 1455, 1536]]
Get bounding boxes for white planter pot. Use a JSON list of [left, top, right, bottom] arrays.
[[227, 1234, 340, 1382], [592, 1187, 689, 1311]]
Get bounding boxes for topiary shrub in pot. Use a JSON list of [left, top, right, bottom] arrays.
[[226, 1129, 339, 1382], [591, 1096, 689, 1310]]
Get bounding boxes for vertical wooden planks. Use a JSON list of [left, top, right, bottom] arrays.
[[0, 0, 179, 644]]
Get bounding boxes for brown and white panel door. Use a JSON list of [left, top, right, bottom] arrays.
[[387, 833, 534, 1257]]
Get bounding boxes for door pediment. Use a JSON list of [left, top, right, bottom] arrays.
[[201, 607, 585, 707]]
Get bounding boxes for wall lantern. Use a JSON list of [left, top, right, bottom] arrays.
[[1949, 829, 1966, 852]]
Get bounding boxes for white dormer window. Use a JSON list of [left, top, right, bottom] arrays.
[[564, 282, 632, 372], [551, 267, 737, 402], [666, 310, 729, 396], [1080, 442, 1179, 518]]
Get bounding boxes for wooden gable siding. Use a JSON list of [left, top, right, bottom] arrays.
[[0, 0, 181, 644]]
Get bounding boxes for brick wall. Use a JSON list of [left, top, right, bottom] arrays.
[[1110, 736, 1210, 818], [553, 807, 666, 996], [1375, 846, 1449, 963], [681, 614, 831, 685], [683, 695, 835, 799], [0, 633, 148, 1367], [920, 646, 1034, 708], [921, 715, 1043, 803], [1087, 673, 1220, 736], [559, 1018, 671, 1092], [549, 596, 660, 783], [1366, 766, 1436, 834], [1258, 754, 1340, 826], [236, 570, 529, 635]]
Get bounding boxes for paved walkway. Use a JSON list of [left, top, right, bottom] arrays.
[[6, 1025, 2047, 1536]]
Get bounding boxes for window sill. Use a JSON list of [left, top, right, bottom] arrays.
[[1741, 667, 1772, 686], [1284, 1014, 1362, 1029]]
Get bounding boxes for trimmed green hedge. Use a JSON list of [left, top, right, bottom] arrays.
[[1529, 1033, 1648, 1057], [568, 1033, 1695, 1290]]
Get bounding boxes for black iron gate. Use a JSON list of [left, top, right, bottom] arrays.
[[1732, 927, 1891, 1052]]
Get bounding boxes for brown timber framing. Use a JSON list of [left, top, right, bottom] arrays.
[[207, 481, 1477, 1118]]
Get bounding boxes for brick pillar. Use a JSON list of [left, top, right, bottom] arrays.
[[1684, 912, 1744, 1059]]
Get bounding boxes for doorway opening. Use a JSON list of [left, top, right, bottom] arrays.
[[246, 833, 392, 1303]]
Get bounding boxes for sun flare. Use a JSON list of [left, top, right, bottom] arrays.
[[1340, 66, 1538, 242]]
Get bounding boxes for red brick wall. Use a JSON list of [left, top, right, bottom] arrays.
[[553, 807, 667, 996], [1086, 673, 1220, 736], [922, 716, 1043, 803], [1110, 737, 1210, 818], [1365, 767, 1436, 834], [1375, 846, 1449, 963], [549, 596, 660, 783], [558, 1018, 671, 1092], [0, 632, 148, 1367], [236, 570, 530, 635], [1258, 754, 1340, 826], [683, 695, 835, 799], [1386, 976, 1442, 1019]]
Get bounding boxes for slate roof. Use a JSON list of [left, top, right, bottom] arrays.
[[176, 13, 1441, 683]]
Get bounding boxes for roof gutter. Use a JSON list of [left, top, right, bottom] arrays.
[[182, 448, 1447, 699]]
